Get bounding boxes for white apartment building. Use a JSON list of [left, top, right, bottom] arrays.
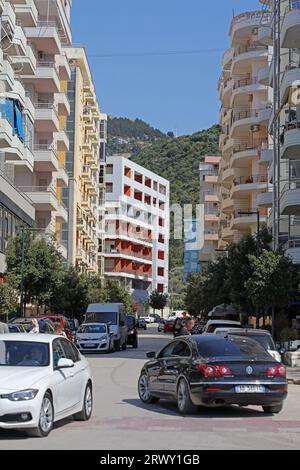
[[104, 156, 169, 309], [258, 0, 300, 264], [0, 0, 72, 269]]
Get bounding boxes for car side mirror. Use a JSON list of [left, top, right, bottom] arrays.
[[57, 358, 74, 369], [146, 351, 156, 359]]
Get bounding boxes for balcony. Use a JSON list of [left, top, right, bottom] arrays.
[[259, 146, 273, 166], [56, 201, 68, 223], [281, 66, 300, 105], [33, 145, 59, 171], [230, 11, 271, 44], [18, 186, 58, 211], [0, 118, 14, 149], [257, 190, 273, 208], [54, 92, 70, 115], [281, 124, 300, 160], [231, 110, 261, 137], [284, 239, 300, 264], [0, 60, 15, 91], [2, 134, 24, 161], [232, 45, 269, 73], [25, 22, 61, 54], [104, 249, 152, 264], [104, 267, 153, 282], [280, 182, 300, 216], [56, 53, 71, 80], [258, 25, 273, 46], [14, 0, 38, 27], [231, 174, 268, 197], [23, 61, 60, 93], [257, 106, 272, 126], [10, 44, 37, 75], [231, 142, 260, 167], [257, 65, 271, 86], [56, 166, 69, 188], [54, 130, 69, 151], [34, 103, 59, 132], [2, 2, 16, 34], [5, 25, 27, 56], [221, 197, 234, 213], [231, 209, 267, 229], [222, 48, 233, 69], [281, 4, 300, 49], [221, 224, 234, 241], [231, 77, 267, 106], [221, 168, 235, 185]]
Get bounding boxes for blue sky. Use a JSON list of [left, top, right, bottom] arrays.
[[71, 0, 259, 135]]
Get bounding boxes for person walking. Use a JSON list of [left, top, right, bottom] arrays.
[[0, 316, 9, 334], [173, 318, 182, 338], [178, 318, 195, 336], [29, 318, 39, 334]]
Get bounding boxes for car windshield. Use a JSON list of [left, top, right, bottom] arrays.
[[230, 334, 275, 351], [85, 313, 117, 325], [0, 341, 50, 367], [196, 336, 272, 361], [78, 325, 107, 334]]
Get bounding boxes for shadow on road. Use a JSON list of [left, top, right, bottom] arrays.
[[123, 398, 265, 419]]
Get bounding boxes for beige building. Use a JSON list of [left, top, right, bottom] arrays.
[[62, 46, 105, 275], [218, 10, 273, 248], [199, 155, 221, 266]]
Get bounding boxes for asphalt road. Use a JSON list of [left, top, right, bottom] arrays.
[[1, 326, 300, 450]]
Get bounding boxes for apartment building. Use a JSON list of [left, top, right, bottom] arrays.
[[199, 155, 221, 267], [0, 0, 72, 276], [183, 218, 200, 280], [104, 156, 169, 308], [258, 0, 300, 265], [218, 9, 273, 248], [62, 46, 103, 275]]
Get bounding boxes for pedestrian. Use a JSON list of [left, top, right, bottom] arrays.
[[29, 318, 39, 334], [178, 318, 195, 336], [0, 316, 9, 334], [54, 324, 67, 337], [192, 316, 204, 335], [173, 318, 182, 338]]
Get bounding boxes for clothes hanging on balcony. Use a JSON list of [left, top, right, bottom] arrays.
[[0, 99, 15, 132], [14, 102, 25, 143]]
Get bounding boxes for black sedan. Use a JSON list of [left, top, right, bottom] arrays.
[[138, 335, 288, 415]]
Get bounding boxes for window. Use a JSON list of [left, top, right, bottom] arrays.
[[106, 164, 113, 175], [52, 338, 66, 368], [172, 341, 191, 358], [196, 337, 271, 360], [61, 339, 79, 363], [106, 183, 113, 193]]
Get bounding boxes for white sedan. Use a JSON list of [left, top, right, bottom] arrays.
[[0, 334, 93, 437], [141, 316, 155, 324]]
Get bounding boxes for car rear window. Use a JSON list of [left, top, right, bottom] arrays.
[[229, 333, 275, 352], [196, 336, 272, 361], [207, 323, 241, 333]]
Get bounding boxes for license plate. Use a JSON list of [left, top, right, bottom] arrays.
[[235, 385, 265, 394], [85, 343, 97, 348]]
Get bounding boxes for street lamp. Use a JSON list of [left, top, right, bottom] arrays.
[[238, 210, 261, 328]]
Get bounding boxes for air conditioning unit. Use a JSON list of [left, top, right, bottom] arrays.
[[251, 125, 260, 132]]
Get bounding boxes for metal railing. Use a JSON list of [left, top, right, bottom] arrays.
[[234, 45, 268, 57], [233, 174, 268, 185]]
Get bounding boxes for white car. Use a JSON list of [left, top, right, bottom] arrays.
[[203, 320, 242, 334], [76, 323, 114, 353], [140, 316, 155, 324], [0, 334, 93, 437]]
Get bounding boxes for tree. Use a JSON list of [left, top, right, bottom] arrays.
[[245, 250, 297, 336], [6, 231, 63, 313], [149, 290, 168, 314], [0, 274, 19, 321], [103, 279, 133, 313]]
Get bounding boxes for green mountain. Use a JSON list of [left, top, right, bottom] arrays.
[[107, 117, 166, 156], [131, 124, 221, 308]]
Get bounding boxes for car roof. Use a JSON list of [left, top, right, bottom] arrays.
[[227, 329, 272, 336], [0, 333, 57, 343]]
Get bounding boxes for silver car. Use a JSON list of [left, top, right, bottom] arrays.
[[76, 323, 114, 353]]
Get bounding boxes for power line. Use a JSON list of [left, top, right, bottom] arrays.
[[88, 48, 225, 59]]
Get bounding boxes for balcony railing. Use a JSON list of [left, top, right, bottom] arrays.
[[233, 174, 268, 185], [17, 185, 57, 197], [234, 45, 268, 58], [233, 77, 258, 89]]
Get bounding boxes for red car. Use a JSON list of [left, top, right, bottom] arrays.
[[164, 320, 175, 334], [34, 315, 75, 343]]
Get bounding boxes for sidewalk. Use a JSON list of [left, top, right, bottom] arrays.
[[287, 367, 300, 385]]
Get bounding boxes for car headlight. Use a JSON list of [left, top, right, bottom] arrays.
[[1, 389, 39, 402], [99, 336, 107, 341]]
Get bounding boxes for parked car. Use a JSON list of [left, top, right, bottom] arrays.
[[225, 329, 282, 363], [34, 316, 75, 343], [8, 324, 27, 333], [76, 323, 114, 353], [137, 319, 147, 330], [158, 320, 166, 332], [164, 319, 175, 334], [203, 320, 243, 334], [141, 316, 155, 324], [151, 314, 161, 323], [0, 334, 93, 437], [11, 318, 56, 334], [85, 303, 128, 351], [126, 315, 138, 349], [138, 335, 287, 415]]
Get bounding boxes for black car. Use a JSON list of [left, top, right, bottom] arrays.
[[138, 335, 288, 415], [127, 315, 138, 349], [137, 319, 147, 330]]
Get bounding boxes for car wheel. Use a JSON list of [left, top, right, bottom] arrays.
[[138, 374, 159, 404], [114, 339, 121, 351], [262, 403, 283, 414], [177, 379, 198, 415], [27, 392, 54, 438], [74, 382, 93, 421]]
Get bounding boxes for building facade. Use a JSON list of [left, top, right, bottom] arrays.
[[199, 155, 221, 268], [62, 46, 104, 275], [104, 156, 169, 309], [183, 218, 200, 280], [218, 9, 273, 248], [0, 0, 72, 277]]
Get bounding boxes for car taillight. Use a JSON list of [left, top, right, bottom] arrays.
[[197, 364, 232, 377], [266, 365, 286, 377]]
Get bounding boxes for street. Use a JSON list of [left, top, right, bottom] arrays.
[[1, 326, 300, 450]]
